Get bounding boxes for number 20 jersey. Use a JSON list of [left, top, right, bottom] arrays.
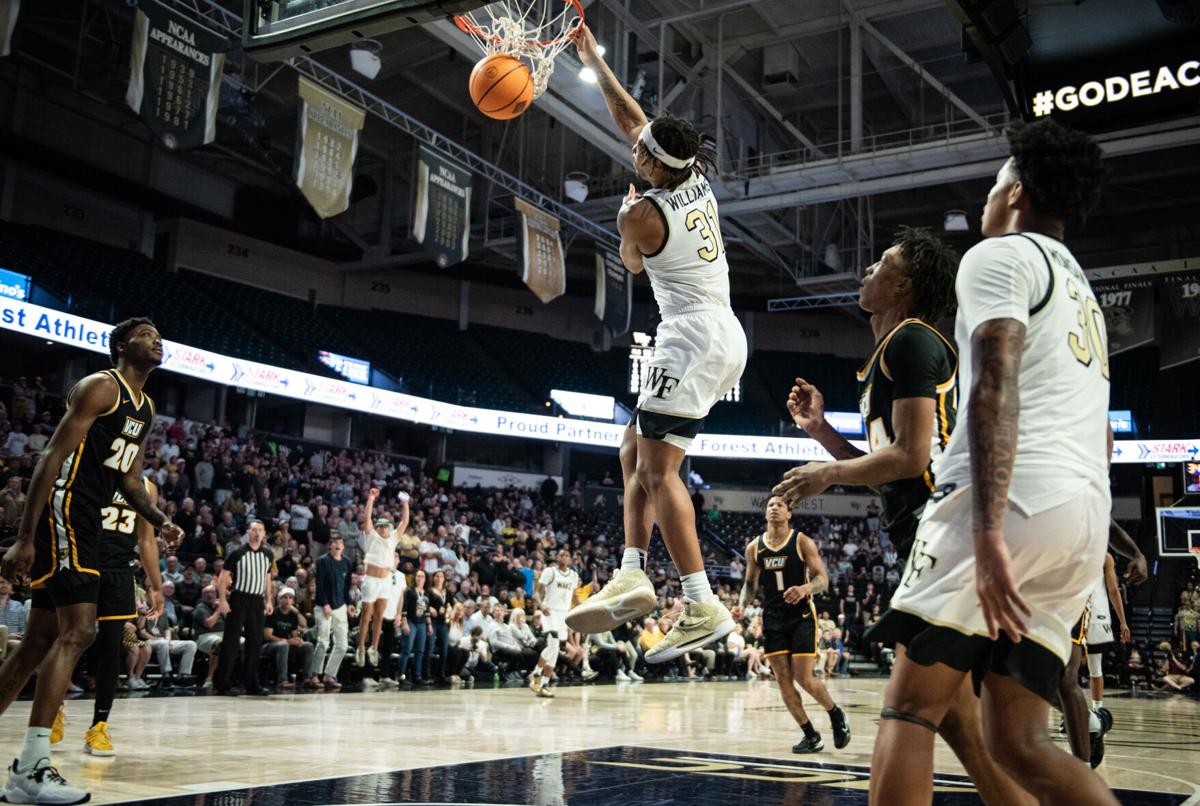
[[34, 369, 154, 584], [932, 232, 1111, 517]]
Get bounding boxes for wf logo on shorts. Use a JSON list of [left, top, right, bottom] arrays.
[[645, 367, 680, 399]]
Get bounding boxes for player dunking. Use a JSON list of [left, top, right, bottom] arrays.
[[0, 317, 181, 804], [564, 24, 746, 660], [735, 496, 849, 753], [866, 120, 1117, 805], [774, 228, 1032, 804], [531, 549, 593, 698]]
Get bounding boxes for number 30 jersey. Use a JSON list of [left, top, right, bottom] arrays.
[[636, 172, 731, 312], [932, 232, 1111, 516]]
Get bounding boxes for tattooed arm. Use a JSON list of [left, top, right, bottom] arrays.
[[969, 318, 1032, 642], [569, 24, 647, 144]]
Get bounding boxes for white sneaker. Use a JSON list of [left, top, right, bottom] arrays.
[[3, 758, 90, 804], [354, 647, 365, 667], [127, 678, 145, 691], [366, 647, 379, 667], [628, 670, 643, 682], [645, 601, 736, 664], [582, 668, 599, 682], [615, 669, 630, 682], [361, 678, 379, 690], [564, 569, 657, 634]]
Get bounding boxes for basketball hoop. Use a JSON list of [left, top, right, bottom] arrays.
[[455, 0, 585, 99], [1191, 546, 1200, 570]]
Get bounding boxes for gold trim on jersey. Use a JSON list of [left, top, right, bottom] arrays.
[[761, 528, 794, 555], [97, 613, 136, 622], [109, 369, 147, 411], [857, 318, 958, 382]]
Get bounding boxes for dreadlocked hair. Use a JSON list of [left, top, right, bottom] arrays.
[[644, 115, 717, 190], [1006, 119, 1109, 227], [108, 316, 156, 366], [893, 226, 960, 323]]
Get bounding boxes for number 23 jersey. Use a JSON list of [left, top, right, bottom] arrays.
[[932, 232, 1110, 516]]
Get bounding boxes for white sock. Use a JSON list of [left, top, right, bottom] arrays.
[[18, 728, 51, 772], [681, 572, 714, 604], [621, 548, 647, 572], [1092, 699, 1103, 710]]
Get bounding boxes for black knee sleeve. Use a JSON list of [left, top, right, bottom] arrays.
[[880, 706, 938, 733]]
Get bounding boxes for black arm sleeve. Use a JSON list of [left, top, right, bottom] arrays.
[[885, 325, 953, 399]]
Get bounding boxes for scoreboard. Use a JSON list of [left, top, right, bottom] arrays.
[[243, 0, 487, 60]]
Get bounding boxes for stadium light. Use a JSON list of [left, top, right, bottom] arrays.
[[943, 210, 970, 231], [350, 39, 383, 80]]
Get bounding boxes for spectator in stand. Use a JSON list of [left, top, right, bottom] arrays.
[[744, 619, 767, 679], [192, 586, 225, 689], [1158, 640, 1195, 692], [487, 606, 537, 681], [445, 604, 468, 683], [310, 503, 332, 560], [1177, 596, 1199, 647], [0, 477, 25, 537], [0, 578, 27, 660], [140, 605, 197, 689], [263, 587, 315, 690], [427, 571, 450, 683], [162, 556, 183, 586], [398, 569, 431, 684], [290, 499, 313, 548], [216, 511, 238, 548], [312, 533, 352, 689]]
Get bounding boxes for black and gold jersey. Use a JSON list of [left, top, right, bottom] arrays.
[[99, 478, 150, 571], [754, 529, 810, 612], [856, 319, 956, 553], [51, 368, 153, 521]]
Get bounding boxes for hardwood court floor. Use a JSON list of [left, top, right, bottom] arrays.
[[2, 677, 1197, 804]]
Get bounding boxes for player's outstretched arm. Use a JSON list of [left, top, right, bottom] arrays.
[[787, 378, 864, 460], [139, 479, 165, 619], [569, 23, 647, 144], [1108, 520, 1148, 584]]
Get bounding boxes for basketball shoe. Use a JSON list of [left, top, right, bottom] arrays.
[[49, 708, 65, 746], [645, 601, 736, 664], [792, 733, 824, 754], [564, 569, 656, 634], [83, 723, 114, 757], [2, 758, 90, 804]]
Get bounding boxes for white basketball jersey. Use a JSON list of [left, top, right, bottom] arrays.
[[933, 232, 1111, 516], [637, 173, 732, 312], [1088, 571, 1111, 619], [539, 566, 578, 611]]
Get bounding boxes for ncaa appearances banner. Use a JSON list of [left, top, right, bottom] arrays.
[[126, 0, 228, 151], [515, 197, 565, 304], [1, 296, 1195, 464], [594, 248, 631, 337], [295, 76, 366, 219], [410, 146, 471, 267], [1159, 273, 1200, 369], [1093, 278, 1155, 355], [0, 0, 18, 58]]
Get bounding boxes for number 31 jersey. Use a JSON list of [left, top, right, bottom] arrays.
[[637, 172, 731, 311], [932, 232, 1111, 516]]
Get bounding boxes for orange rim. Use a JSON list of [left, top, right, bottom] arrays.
[[454, 0, 585, 49]]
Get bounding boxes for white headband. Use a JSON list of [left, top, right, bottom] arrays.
[[639, 123, 696, 170]]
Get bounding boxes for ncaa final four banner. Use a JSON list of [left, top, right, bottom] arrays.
[[125, 0, 229, 151], [515, 197, 565, 304], [410, 145, 471, 267], [593, 248, 631, 337], [0, 0, 18, 58], [1159, 273, 1200, 369], [295, 76, 366, 219], [1092, 278, 1155, 355]]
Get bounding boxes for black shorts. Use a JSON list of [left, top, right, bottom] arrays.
[[635, 409, 705, 446], [96, 569, 137, 621], [29, 510, 101, 610], [1071, 603, 1090, 646], [866, 609, 1064, 706], [763, 604, 818, 658]]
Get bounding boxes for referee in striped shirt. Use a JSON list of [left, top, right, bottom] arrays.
[[214, 520, 275, 695]]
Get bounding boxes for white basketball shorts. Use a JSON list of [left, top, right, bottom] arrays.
[[361, 574, 390, 605], [545, 609, 569, 642], [636, 305, 747, 449], [869, 484, 1108, 703], [382, 572, 404, 621]]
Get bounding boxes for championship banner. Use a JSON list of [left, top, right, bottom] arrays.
[[515, 197, 565, 304], [125, 0, 228, 151], [1092, 278, 1155, 355], [594, 248, 631, 337], [1, 0, 18, 58], [1159, 273, 1200, 369], [410, 145, 471, 267], [295, 76, 366, 219]]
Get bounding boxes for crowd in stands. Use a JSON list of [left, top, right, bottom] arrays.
[[1151, 576, 1200, 693]]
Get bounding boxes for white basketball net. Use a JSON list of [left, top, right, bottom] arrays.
[[455, 0, 583, 99]]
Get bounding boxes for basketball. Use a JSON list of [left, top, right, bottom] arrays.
[[469, 53, 534, 120]]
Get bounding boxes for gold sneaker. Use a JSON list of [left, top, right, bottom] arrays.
[[564, 568, 657, 634], [50, 706, 65, 745], [83, 722, 115, 757], [645, 600, 736, 664]]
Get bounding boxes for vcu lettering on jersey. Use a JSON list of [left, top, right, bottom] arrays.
[[856, 319, 957, 551], [33, 370, 154, 587], [754, 530, 813, 613]]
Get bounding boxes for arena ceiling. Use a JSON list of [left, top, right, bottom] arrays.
[[4, 0, 1200, 308]]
